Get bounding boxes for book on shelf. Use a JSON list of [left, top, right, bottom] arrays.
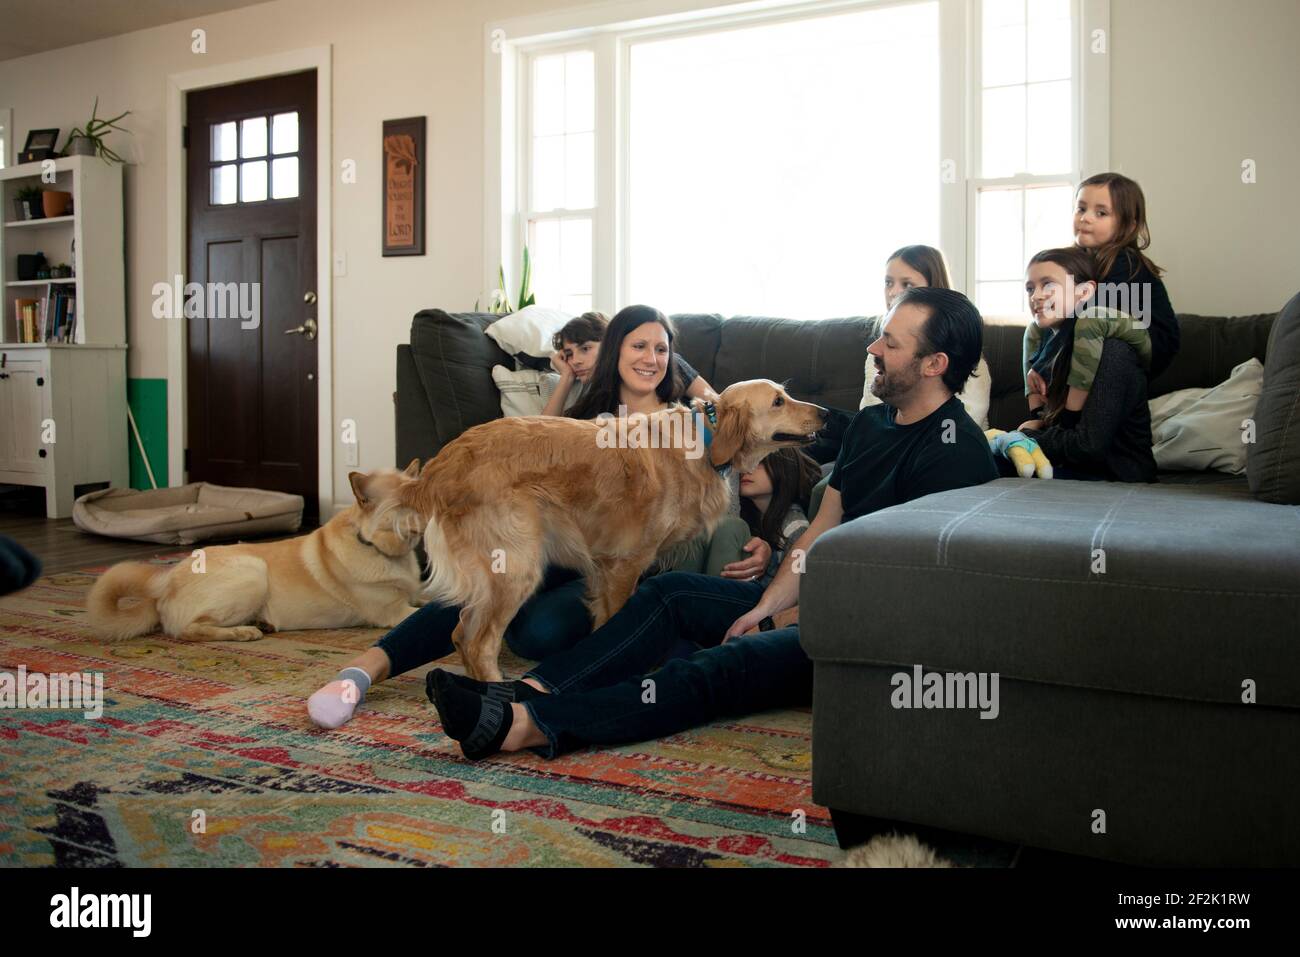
[[12, 286, 77, 343]]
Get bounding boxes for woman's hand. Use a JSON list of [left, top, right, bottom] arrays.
[[1018, 419, 1044, 432], [720, 537, 771, 581]]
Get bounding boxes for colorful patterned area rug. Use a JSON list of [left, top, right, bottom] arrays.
[[0, 556, 847, 868]]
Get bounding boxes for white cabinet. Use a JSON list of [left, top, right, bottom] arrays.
[[0, 345, 128, 517]]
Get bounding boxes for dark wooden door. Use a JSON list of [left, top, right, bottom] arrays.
[[187, 70, 318, 516]]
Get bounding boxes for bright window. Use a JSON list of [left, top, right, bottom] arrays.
[[498, 0, 1100, 320], [628, 3, 939, 318], [525, 50, 595, 316], [972, 0, 1079, 315]]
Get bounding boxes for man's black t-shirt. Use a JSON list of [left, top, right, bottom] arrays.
[[829, 395, 998, 522]]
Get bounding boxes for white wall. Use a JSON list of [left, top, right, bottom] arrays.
[[0, 0, 1295, 508], [1110, 0, 1300, 316]]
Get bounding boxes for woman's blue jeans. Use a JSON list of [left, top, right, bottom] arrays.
[[374, 563, 592, 676]]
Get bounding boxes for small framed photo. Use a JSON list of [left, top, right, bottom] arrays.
[[382, 117, 426, 257], [22, 128, 60, 153]]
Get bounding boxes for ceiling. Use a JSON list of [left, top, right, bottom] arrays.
[[0, 0, 281, 61]]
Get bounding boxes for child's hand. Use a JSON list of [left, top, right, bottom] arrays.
[[549, 351, 575, 380], [720, 537, 772, 581], [1027, 369, 1047, 396], [1018, 419, 1044, 432]]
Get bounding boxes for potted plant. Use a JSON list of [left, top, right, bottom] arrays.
[[61, 97, 132, 164], [42, 189, 72, 218], [476, 246, 536, 315], [14, 186, 43, 220]]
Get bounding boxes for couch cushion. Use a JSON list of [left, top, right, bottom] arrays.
[[711, 315, 876, 411], [1248, 291, 1300, 504], [666, 313, 724, 385], [800, 478, 1300, 708], [1149, 311, 1275, 398], [409, 309, 513, 449]]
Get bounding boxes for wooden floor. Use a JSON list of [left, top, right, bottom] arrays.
[[0, 486, 316, 575]]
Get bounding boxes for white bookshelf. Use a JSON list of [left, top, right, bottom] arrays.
[[0, 155, 127, 516]]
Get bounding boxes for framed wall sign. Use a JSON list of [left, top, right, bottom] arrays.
[[382, 116, 425, 256]]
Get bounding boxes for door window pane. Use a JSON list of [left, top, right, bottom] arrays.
[[241, 116, 267, 158], [210, 163, 237, 204], [241, 160, 268, 201], [211, 121, 237, 161], [271, 112, 299, 154], [271, 156, 299, 199]]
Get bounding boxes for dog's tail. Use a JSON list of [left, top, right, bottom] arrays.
[[86, 562, 167, 640]]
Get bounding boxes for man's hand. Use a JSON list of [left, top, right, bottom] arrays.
[[720, 537, 771, 581], [724, 606, 769, 642], [740, 606, 800, 636]]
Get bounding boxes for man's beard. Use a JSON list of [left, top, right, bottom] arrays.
[[870, 354, 924, 403]]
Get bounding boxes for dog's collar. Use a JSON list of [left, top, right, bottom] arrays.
[[695, 403, 731, 477]]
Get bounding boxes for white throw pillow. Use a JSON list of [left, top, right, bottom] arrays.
[[1149, 358, 1263, 474], [484, 305, 573, 358], [860, 355, 992, 429], [491, 365, 547, 417]]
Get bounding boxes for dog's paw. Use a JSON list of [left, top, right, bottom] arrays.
[[227, 626, 265, 642]]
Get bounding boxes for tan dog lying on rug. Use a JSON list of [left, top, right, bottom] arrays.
[[386, 380, 827, 681], [87, 463, 425, 642]]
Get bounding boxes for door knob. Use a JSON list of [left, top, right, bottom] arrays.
[[284, 317, 318, 340], [304, 291, 317, 304]]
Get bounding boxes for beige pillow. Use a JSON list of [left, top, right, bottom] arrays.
[[860, 355, 992, 429], [491, 365, 546, 417], [1149, 358, 1264, 474]]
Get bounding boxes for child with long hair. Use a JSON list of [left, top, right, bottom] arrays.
[[1073, 172, 1179, 378]]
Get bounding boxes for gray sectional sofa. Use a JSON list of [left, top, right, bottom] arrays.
[[395, 293, 1300, 866]]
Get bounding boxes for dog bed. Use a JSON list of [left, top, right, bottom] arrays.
[[72, 483, 304, 545]]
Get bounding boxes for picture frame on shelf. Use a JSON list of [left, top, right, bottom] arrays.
[[19, 127, 60, 163]]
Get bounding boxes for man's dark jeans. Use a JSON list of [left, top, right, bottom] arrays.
[[524, 571, 813, 758]]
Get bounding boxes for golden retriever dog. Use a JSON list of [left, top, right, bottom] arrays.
[[388, 380, 827, 680], [87, 463, 425, 642]]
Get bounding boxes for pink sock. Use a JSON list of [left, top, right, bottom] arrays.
[[307, 673, 368, 729]]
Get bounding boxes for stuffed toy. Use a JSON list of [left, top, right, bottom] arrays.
[[986, 429, 1053, 479]]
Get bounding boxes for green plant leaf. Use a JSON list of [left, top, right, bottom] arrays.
[[517, 245, 532, 309]]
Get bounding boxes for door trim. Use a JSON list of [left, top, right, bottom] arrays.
[[166, 46, 333, 512]]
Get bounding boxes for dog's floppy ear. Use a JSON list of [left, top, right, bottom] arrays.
[[709, 399, 753, 470], [348, 471, 370, 506], [403, 457, 420, 478]]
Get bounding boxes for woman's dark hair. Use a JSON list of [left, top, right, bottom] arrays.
[[1027, 247, 1100, 425], [567, 304, 684, 419], [892, 286, 983, 394], [552, 311, 609, 351], [1076, 172, 1164, 280], [739, 448, 823, 551], [888, 244, 952, 290]]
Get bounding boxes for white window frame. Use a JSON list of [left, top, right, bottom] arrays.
[[485, 0, 1109, 314], [967, 0, 1110, 307]]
